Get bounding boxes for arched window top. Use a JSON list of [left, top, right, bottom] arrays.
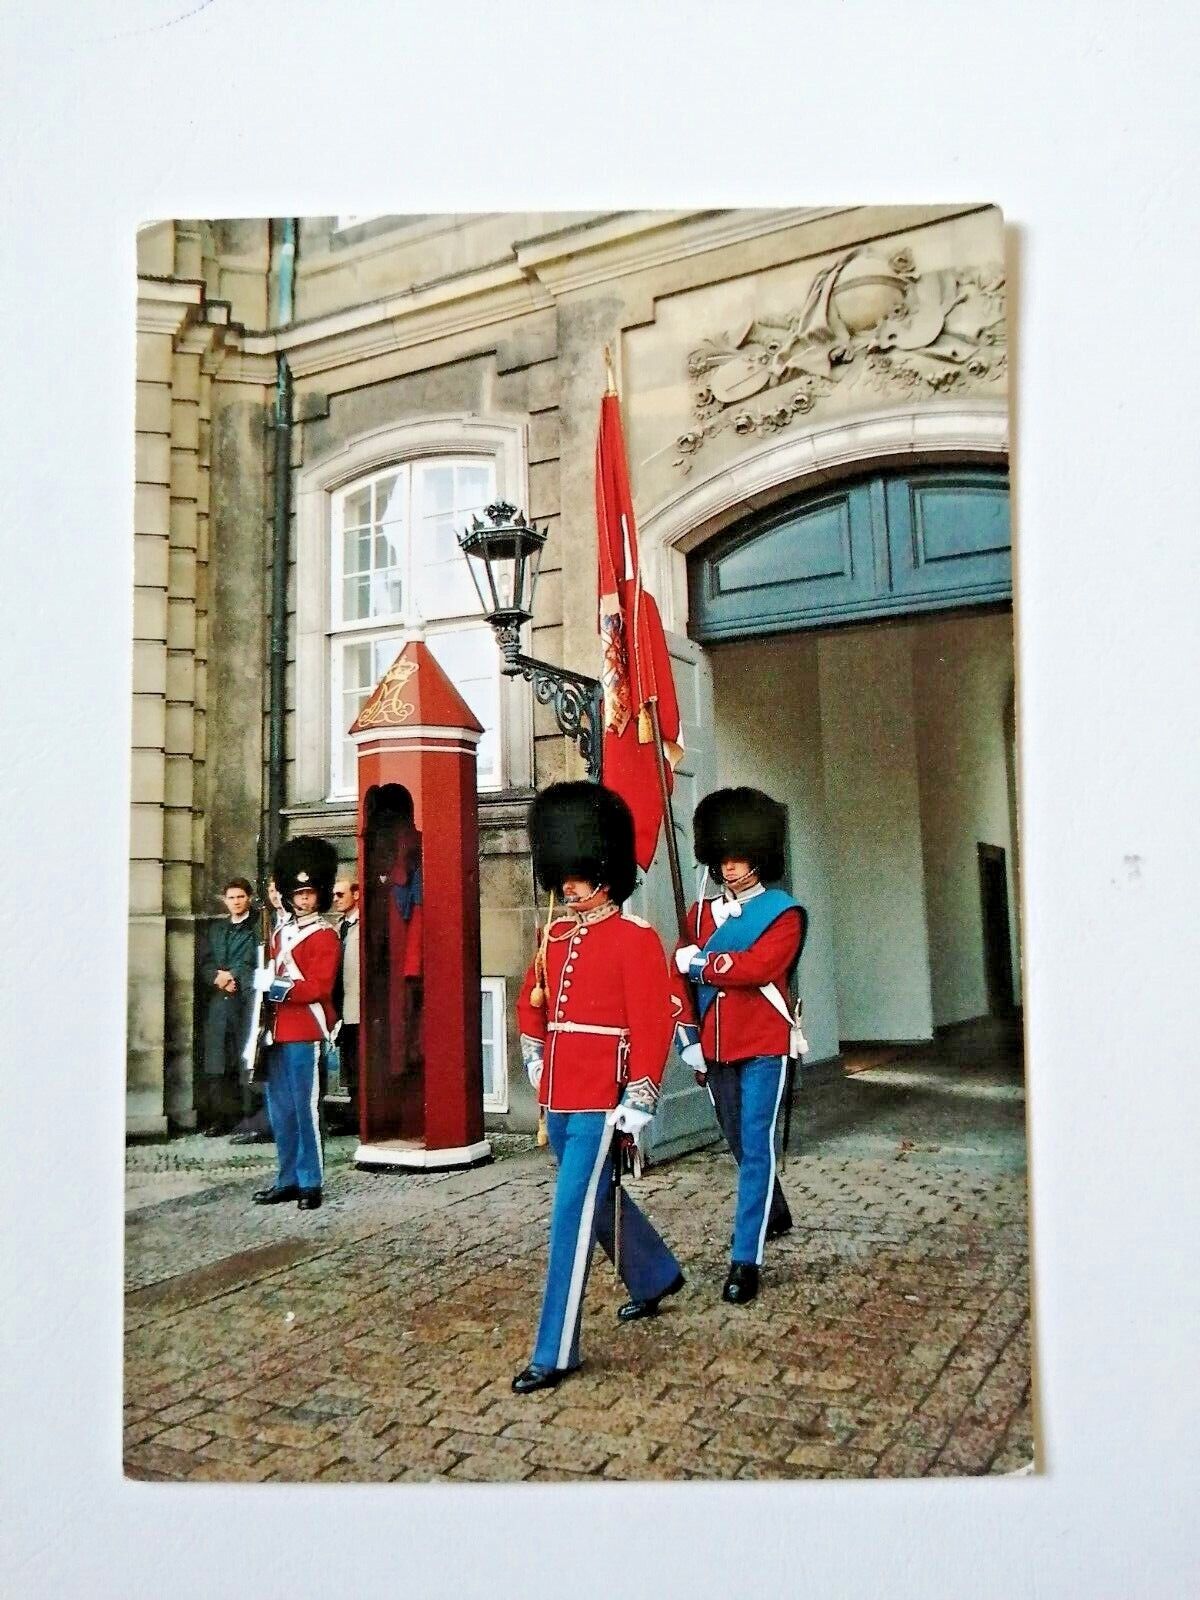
[[331, 456, 494, 630], [328, 454, 501, 797]]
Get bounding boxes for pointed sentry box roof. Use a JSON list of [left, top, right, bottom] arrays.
[[349, 638, 485, 736]]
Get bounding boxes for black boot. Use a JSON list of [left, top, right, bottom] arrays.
[[722, 1262, 760, 1305], [297, 1188, 323, 1211], [511, 1363, 578, 1395], [617, 1270, 685, 1323], [252, 1183, 299, 1205]]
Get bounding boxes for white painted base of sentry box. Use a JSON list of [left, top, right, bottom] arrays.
[[354, 1137, 493, 1172]]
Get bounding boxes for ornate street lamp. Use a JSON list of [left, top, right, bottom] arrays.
[[458, 501, 602, 780]]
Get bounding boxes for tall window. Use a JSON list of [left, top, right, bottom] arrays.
[[329, 458, 500, 795]]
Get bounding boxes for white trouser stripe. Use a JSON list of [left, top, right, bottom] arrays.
[[310, 1043, 323, 1180], [754, 1056, 788, 1265], [556, 1125, 614, 1370]]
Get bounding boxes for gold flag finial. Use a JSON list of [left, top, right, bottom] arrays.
[[603, 344, 618, 395]]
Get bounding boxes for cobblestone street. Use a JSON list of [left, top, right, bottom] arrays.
[[124, 1021, 1033, 1483]]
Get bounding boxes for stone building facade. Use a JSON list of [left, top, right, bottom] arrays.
[[130, 207, 1015, 1140]]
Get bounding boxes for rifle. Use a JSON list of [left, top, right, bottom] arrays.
[[242, 898, 274, 1083]]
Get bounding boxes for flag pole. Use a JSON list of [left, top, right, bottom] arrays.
[[603, 344, 618, 396], [646, 696, 689, 938]]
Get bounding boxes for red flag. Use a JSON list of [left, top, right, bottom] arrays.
[[596, 390, 684, 870]]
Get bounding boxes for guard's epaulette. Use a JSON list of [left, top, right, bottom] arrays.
[[621, 912, 651, 929], [549, 916, 576, 934]]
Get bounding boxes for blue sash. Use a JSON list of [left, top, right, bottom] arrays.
[[693, 889, 802, 1022]]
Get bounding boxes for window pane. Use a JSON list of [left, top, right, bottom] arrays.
[[426, 625, 501, 787], [413, 459, 495, 619], [336, 473, 408, 625], [375, 474, 403, 524], [342, 485, 372, 529], [335, 633, 404, 795], [343, 575, 372, 621]]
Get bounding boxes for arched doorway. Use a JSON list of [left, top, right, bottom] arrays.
[[683, 466, 1018, 1064]]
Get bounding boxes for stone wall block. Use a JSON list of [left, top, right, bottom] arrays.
[[170, 498, 198, 550], [171, 449, 199, 501], [164, 750, 196, 809], [163, 807, 195, 863], [480, 853, 534, 911], [133, 588, 168, 643], [173, 351, 201, 404], [175, 229, 203, 280], [168, 548, 197, 601], [166, 651, 196, 702], [126, 915, 166, 1054], [136, 222, 175, 277], [131, 693, 166, 749], [136, 331, 174, 385], [132, 639, 167, 694], [135, 432, 172, 486], [134, 534, 170, 589], [135, 482, 171, 537], [129, 861, 164, 917], [135, 382, 173, 434], [163, 861, 193, 913], [130, 801, 165, 859], [527, 411, 560, 465], [533, 735, 567, 788], [531, 569, 562, 632], [526, 457, 559, 521], [167, 597, 196, 651], [171, 400, 201, 452], [130, 748, 166, 804], [480, 906, 539, 981], [165, 703, 196, 756]]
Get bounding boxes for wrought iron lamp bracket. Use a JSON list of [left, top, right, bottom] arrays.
[[497, 632, 603, 782]]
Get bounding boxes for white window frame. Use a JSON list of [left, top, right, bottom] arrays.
[[480, 976, 509, 1113], [327, 457, 501, 798], [293, 415, 533, 809]]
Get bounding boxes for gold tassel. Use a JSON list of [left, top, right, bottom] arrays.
[[528, 890, 556, 1009], [537, 1108, 549, 1147]]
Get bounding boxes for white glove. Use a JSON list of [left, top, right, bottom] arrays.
[[520, 1036, 544, 1091], [710, 896, 742, 928], [681, 1042, 706, 1072], [251, 964, 276, 994], [605, 1103, 653, 1136], [674, 943, 702, 974]]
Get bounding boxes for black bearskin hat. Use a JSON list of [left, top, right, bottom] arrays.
[[693, 787, 787, 883], [272, 835, 339, 914], [528, 782, 637, 905]]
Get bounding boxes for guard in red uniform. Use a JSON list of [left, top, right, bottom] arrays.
[[511, 783, 684, 1395], [252, 836, 341, 1212], [670, 788, 807, 1305]]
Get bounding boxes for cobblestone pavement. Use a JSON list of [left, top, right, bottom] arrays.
[[125, 1023, 1033, 1482]]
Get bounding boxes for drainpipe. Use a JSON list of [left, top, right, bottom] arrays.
[[266, 219, 297, 873]]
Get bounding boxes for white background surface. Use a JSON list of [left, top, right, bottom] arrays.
[[1, 2, 1197, 1595]]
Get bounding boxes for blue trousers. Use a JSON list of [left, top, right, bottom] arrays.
[[708, 1055, 791, 1266], [532, 1110, 681, 1372], [264, 1041, 324, 1192]]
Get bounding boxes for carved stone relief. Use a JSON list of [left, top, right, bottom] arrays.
[[672, 247, 1006, 470]]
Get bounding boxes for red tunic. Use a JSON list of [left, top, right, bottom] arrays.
[[517, 910, 675, 1113], [269, 917, 340, 1043], [669, 899, 805, 1063]]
